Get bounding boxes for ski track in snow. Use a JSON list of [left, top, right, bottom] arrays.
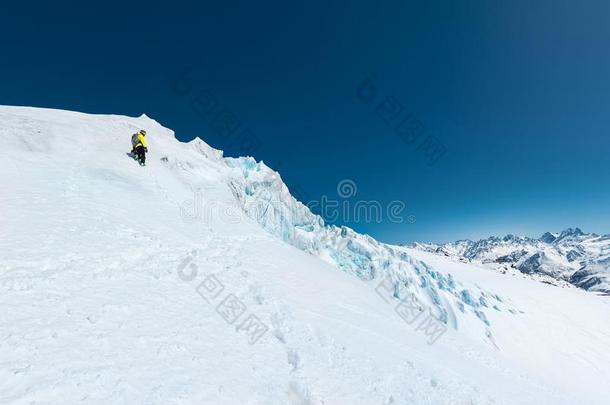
[[0, 106, 609, 404]]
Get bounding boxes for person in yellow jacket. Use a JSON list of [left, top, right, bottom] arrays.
[[131, 129, 148, 165]]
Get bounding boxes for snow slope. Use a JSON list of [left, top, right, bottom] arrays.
[[1, 106, 609, 404]]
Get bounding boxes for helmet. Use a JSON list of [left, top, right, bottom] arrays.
[[140, 129, 147, 136]]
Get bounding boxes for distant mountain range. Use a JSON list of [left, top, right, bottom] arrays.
[[410, 228, 610, 294]]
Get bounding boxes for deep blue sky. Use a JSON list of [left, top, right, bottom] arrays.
[[2, 0, 609, 243]]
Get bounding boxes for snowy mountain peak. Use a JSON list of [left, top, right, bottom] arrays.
[[413, 228, 610, 294], [539, 231, 558, 243], [555, 227, 585, 242], [3, 106, 610, 404]]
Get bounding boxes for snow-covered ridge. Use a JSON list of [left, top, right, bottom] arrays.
[[410, 228, 610, 294], [3, 106, 610, 404], [6, 104, 502, 333], [221, 155, 513, 330], [154, 132, 513, 335]]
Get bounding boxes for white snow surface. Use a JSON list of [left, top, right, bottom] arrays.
[[1, 106, 609, 404]]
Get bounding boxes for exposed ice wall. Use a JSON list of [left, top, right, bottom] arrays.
[[223, 156, 510, 330]]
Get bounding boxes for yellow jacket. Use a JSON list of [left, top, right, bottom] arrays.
[[135, 132, 147, 148]]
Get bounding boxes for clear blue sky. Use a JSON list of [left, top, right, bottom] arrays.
[[2, 0, 609, 243]]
